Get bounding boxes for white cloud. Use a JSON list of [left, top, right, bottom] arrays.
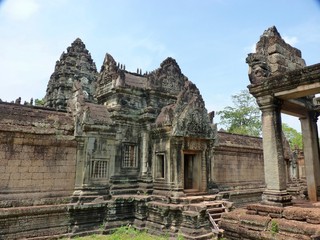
[[2, 0, 39, 21], [283, 35, 298, 46]]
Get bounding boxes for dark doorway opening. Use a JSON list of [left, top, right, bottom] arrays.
[[184, 154, 195, 189]]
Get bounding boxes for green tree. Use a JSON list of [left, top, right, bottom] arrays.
[[35, 98, 45, 106], [217, 89, 261, 136], [282, 123, 303, 149]]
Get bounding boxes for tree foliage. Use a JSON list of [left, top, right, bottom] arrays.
[[217, 89, 303, 147], [282, 123, 303, 149], [35, 98, 44, 106], [217, 90, 261, 137]]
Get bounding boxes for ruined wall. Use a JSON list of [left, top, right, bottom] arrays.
[[221, 204, 320, 240], [0, 103, 76, 207]]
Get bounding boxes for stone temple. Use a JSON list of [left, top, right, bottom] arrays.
[[0, 26, 319, 239]]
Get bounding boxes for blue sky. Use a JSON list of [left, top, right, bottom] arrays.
[[1, 0, 320, 131]]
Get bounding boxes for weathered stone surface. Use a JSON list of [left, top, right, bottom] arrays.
[[222, 205, 320, 240], [246, 26, 306, 84], [211, 132, 265, 204], [247, 204, 283, 216], [0, 103, 76, 208], [44, 38, 98, 110]]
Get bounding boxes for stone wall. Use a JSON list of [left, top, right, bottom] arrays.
[[212, 131, 264, 190], [0, 205, 71, 239], [211, 132, 265, 205], [0, 103, 76, 207]]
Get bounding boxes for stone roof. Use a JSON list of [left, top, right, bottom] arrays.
[[0, 102, 74, 135], [83, 103, 112, 125], [124, 73, 147, 88], [216, 131, 262, 149]]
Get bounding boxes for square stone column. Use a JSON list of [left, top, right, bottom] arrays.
[[259, 96, 292, 206], [300, 112, 320, 201]]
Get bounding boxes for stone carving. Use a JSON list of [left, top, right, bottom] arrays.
[[246, 26, 306, 84], [15, 97, 21, 104], [44, 38, 97, 110], [147, 57, 187, 95], [155, 104, 175, 126], [96, 53, 125, 102], [154, 80, 214, 138], [67, 80, 86, 135], [246, 53, 271, 84]]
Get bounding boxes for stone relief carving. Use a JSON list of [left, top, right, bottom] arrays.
[[246, 53, 271, 84], [147, 57, 186, 95]]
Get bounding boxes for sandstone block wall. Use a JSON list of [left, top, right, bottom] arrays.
[[212, 132, 265, 191], [0, 103, 77, 207]]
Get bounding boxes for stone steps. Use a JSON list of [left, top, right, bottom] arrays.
[[206, 201, 227, 236]]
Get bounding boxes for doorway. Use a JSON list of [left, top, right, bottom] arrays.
[[184, 154, 199, 190]]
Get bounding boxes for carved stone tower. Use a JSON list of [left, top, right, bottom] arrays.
[[44, 38, 98, 110]]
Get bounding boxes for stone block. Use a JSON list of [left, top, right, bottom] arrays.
[[297, 58, 306, 67], [0, 173, 10, 180], [18, 166, 30, 173], [275, 218, 320, 236], [28, 166, 39, 173], [21, 179, 32, 188], [247, 203, 283, 215], [240, 213, 271, 231], [268, 53, 286, 65], [20, 159, 32, 167], [287, 61, 297, 71], [42, 179, 53, 188], [38, 166, 49, 173], [307, 208, 320, 224], [0, 151, 6, 160], [238, 226, 262, 239], [31, 160, 44, 167], [31, 172, 43, 180], [268, 43, 285, 55], [8, 160, 21, 167], [283, 207, 309, 221], [269, 63, 287, 74], [10, 172, 21, 180], [21, 172, 32, 180], [43, 172, 52, 179]]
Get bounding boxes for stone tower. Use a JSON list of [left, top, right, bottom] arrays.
[[44, 38, 98, 110]]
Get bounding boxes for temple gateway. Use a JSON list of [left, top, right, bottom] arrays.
[[0, 26, 319, 239]]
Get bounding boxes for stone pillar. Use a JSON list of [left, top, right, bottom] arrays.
[[259, 96, 292, 206], [141, 130, 149, 176], [74, 138, 85, 191], [300, 111, 320, 201]]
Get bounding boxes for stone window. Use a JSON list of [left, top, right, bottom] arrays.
[[91, 159, 108, 179], [122, 144, 137, 168], [155, 154, 165, 179]]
